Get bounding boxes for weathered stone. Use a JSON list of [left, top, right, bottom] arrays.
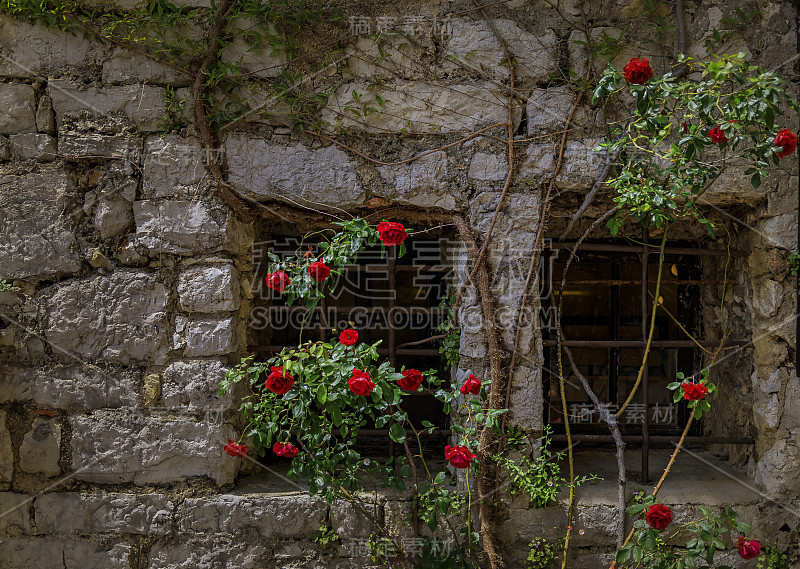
[[344, 35, 428, 79], [178, 263, 240, 312], [70, 411, 238, 485], [0, 15, 93, 77], [94, 197, 133, 239], [8, 133, 57, 161], [780, 371, 800, 431], [57, 130, 143, 160], [0, 411, 13, 483], [0, 135, 10, 160], [508, 366, 543, 432], [220, 20, 286, 78], [377, 151, 456, 209], [161, 360, 233, 412], [134, 200, 253, 256], [753, 393, 781, 430], [0, 493, 32, 535], [0, 538, 129, 569], [142, 136, 205, 199], [44, 272, 168, 365], [759, 213, 798, 250], [19, 418, 61, 477], [330, 500, 381, 539], [179, 494, 326, 538], [179, 316, 236, 357], [468, 152, 508, 182], [0, 83, 36, 134], [143, 373, 161, 407], [35, 95, 56, 134], [102, 48, 193, 86], [320, 81, 508, 134], [518, 144, 554, 180], [446, 18, 559, 82], [35, 492, 174, 535], [557, 139, 606, 189], [225, 135, 364, 209], [0, 165, 81, 279], [147, 537, 265, 569], [753, 279, 783, 317], [527, 86, 576, 134], [754, 439, 800, 495], [49, 80, 167, 131], [0, 366, 139, 410]]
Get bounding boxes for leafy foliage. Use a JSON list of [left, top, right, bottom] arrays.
[[594, 54, 798, 236]]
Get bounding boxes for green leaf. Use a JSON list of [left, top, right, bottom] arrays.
[[316, 384, 327, 404], [389, 423, 407, 443], [615, 546, 632, 564]]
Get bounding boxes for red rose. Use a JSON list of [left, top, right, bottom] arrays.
[[376, 221, 408, 246], [623, 57, 653, 84], [645, 504, 673, 530], [273, 441, 299, 458], [736, 536, 761, 560], [339, 329, 358, 347], [266, 271, 291, 293], [265, 366, 295, 395], [460, 373, 482, 395], [681, 122, 689, 134], [681, 381, 709, 401], [348, 368, 376, 396], [708, 125, 728, 144], [224, 438, 248, 458], [398, 368, 424, 391], [445, 445, 476, 469], [774, 128, 797, 159], [307, 260, 331, 282]]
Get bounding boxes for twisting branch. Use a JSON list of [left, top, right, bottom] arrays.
[[452, 214, 506, 569]]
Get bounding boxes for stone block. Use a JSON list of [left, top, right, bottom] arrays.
[[0, 411, 13, 483], [57, 130, 143, 160], [220, 20, 286, 78], [161, 359, 233, 412], [142, 136, 205, 198], [0, 493, 32, 535], [754, 439, 800, 496], [179, 494, 326, 538], [518, 144, 555, 180], [330, 500, 381, 539], [526, 86, 576, 134], [753, 279, 783, 317], [556, 139, 606, 190], [0, 165, 81, 279], [0, 538, 129, 569], [508, 366, 543, 432], [36, 94, 56, 134], [759, 213, 798, 250], [445, 18, 559, 83], [377, 151, 456, 209], [35, 492, 174, 535], [147, 537, 265, 569], [468, 152, 508, 182], [0, 84, 36, 134], [178, 316, 236, 356], [320, 81, 508, 134], [177, 263, 240, 312], [0, 15, 93, 77], [43, 272, 168, 365], [225, 135, 364, 209], [0, 366, 139, 410], [49, 80, 167, 131], [103, 48, 193, 86], [70, 411, 238, 485], [8, 133, 57, 161], [19, 418, 61, 477], [94, 197, 134, 239], [133, 199, 253, 256]]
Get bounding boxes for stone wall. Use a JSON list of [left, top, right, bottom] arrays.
[[0, 1, 798, 567]]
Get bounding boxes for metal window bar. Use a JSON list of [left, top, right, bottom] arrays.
[[548, 237, 754, 482]]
